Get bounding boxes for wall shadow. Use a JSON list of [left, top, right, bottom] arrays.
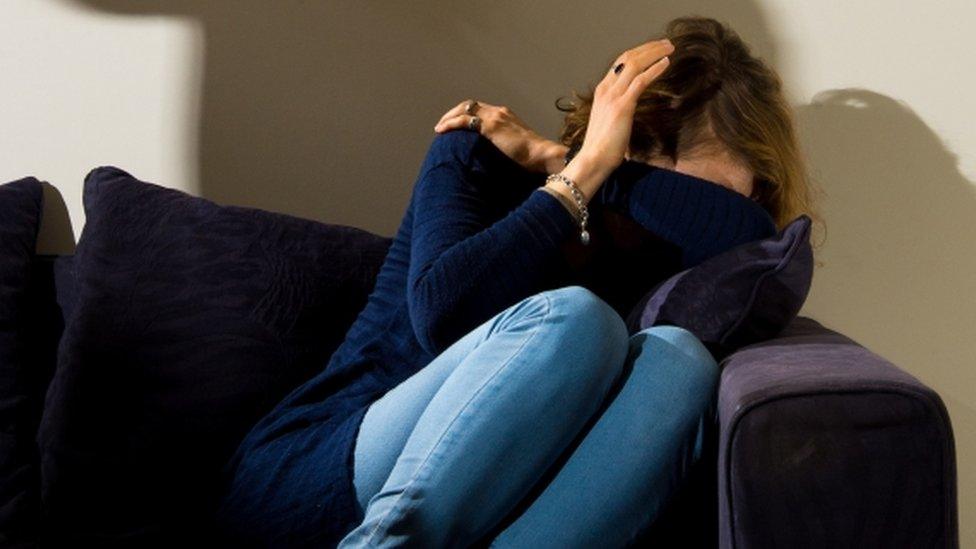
[[66, 0, 778, 236], [36, 182, 75, 255], [796, 88, 975, 540]]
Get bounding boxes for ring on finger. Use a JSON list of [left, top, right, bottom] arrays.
[[465, 100, 479, 115], [468, 115, 481, 131], [613, 62, 625, 75]]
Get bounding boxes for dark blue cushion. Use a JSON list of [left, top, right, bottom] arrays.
[[625, 214, 814, 359], [0, 178, 44, 547], [37, 167, 391, 544]]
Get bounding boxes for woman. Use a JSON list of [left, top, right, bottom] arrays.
[[216, 16, 821, 548]]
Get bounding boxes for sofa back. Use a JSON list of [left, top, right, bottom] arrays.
[[27, 233, 395, 431]]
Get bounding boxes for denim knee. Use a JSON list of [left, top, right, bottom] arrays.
[[543, 285, 627, 334], [631, 325, 719, 413], [532, 285, 630, 389]]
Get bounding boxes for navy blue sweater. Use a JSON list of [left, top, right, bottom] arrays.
[[216, 130, 776, 546]]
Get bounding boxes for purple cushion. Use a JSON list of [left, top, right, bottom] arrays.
[[625, 214, 813, 358], [0, 178, 44, 547], [37, 167, 391, 544]]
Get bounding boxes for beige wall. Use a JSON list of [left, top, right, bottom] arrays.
[[2, 0, 972, 544]]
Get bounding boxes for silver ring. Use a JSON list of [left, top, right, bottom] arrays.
[[468, 115, 481, 131], [465, 100, 479, 115]]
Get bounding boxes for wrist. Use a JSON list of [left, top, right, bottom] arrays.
[[549, 151, 613, 204], [534, 140, 570, 174], [574, 146, 621, 176]]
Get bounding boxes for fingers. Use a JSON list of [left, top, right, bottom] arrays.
[[617, 38, 674, 77], [603, 38, 674, 94], [624, 55, 671, 100], [435, 99, 491, 128], [434, 101, 514, 133], [435, 113, 482, 133], [436, 100, 473, 126]]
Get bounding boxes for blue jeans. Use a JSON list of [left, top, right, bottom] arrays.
[[338, 285, 719, 548]]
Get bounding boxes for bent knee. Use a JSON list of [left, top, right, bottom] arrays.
[[547, 285, 627, 337], [542, 285, 629, 367], [423, 130, 480, 169], [632, 325, 719, 401]]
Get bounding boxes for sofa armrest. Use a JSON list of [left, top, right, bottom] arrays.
[[716, 316, 958, 549]]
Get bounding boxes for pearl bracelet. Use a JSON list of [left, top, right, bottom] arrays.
[[545, 173, 590, 245]]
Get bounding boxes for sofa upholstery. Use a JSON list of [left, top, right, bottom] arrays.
[[716, 316, 957, 548], [35, 167, 396, 545], [20, 232, 959, 547]]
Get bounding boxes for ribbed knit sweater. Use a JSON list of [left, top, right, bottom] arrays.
[[216, 130, 777, 546]]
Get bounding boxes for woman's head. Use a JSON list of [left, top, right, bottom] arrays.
[[557, 15, 824, 244]]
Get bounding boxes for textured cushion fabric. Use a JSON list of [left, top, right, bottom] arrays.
[[0, 178, 44, 547], [37, 166, 392, 544], [625, 214, 813, 359], [716, 316, 958, 548]]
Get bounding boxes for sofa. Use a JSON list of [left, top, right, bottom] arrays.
[[17, 251, 957, 548], [3, 169, 958, 547]]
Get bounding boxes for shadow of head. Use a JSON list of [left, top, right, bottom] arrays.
[[796, 87, 976, 395]]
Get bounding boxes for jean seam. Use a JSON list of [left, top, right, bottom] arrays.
[[364, 293, 554, 544]]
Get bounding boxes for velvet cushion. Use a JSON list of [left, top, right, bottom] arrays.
[[625, 214, 814, 359], [37, 167, 392, 544], [0, 178, 44, 547]]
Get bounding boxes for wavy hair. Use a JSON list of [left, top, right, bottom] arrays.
[[556, 15, 826, 251]]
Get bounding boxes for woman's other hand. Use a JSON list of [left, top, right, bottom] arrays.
[[576, 38, 674, 176], [434, 100, 568, 174]]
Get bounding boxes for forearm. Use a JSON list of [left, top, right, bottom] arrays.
[[408, 150, 581, 355], [408, 133, 617, 356], [596, 161, 778, 267], [409, 189, 578, 354], [534, 140, 570, 175], [540, 145, 615, 210]]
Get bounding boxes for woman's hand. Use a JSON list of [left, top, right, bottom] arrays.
[[575, 38, 674, 175], [433, 100, 568, 174]]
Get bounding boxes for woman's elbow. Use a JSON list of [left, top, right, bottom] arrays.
[[406, 284, 452, 356]]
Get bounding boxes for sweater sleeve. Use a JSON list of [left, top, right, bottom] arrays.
[[595, 160, 778, 268], [407, 156, 579, 356]]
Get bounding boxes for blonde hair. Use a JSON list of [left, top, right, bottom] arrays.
[[556, 15, 826, 251]]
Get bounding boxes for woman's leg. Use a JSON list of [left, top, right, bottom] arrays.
[[338, 285, 630, 548], [485, 325, 720, 548]]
